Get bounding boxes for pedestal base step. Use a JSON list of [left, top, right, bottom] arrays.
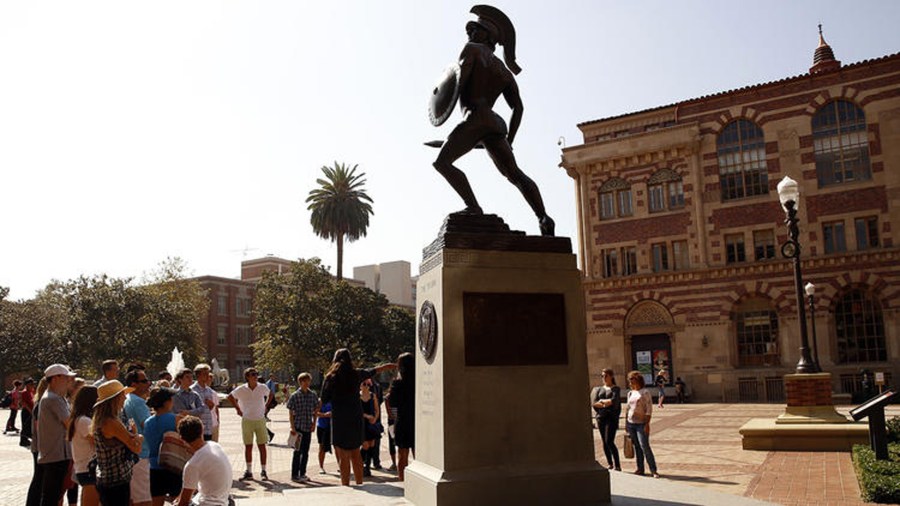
[[405, 460, 609, 506], [739, 418, 869, 451]]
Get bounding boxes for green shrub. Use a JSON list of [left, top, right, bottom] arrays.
[[887, 416, 900, 444], [853, 442, 900, 504]]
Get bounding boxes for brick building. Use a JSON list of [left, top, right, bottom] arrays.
[[193, 256, 373, 381], [560, 33, 900, 401]]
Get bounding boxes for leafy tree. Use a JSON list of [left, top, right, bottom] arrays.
[[0, 258, 208, 379], [306, 162, 374, 280], [0, 289, 69, 381], [252, 258, 414, 376]]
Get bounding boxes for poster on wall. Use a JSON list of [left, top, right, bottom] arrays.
[[636, 350, 652, 384], [653, 350, 670, 384]]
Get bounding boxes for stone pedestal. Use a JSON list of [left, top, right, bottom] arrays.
[[404, 214, 609, 506], [740, 372, 864, 450], [777, 373, 848, 424]]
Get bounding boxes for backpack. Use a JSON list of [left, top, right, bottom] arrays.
[[0, 391, 12, 409]]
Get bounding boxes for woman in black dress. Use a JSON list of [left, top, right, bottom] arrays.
[[321, 348, 395, 486], [591, 368, 621, 471], [387, 352, 415, 480]]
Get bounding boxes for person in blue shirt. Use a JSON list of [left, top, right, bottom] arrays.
[[171, 369, 207, 419], [144, 387, 182, 506], [122, 369, 153, 506], [315, 400, 333, 475]]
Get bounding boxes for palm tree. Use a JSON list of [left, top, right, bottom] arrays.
[[306, 162, 374, 280]]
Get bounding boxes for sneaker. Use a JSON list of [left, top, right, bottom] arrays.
[[363, 467, 372, 477], [260, 470, 268, 480], [388, 464, 397, 472], [319, 468, 326, 475], [299, 475, 309, 482], [241, 470, 253, 480], [291, 475, 302, 482]]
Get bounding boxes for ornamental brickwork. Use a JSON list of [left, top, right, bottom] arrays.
[[562, 50, 900, 401]]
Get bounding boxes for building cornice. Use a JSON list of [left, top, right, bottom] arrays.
[[561, 123, 701, 175], [584, 248, 900, 291]]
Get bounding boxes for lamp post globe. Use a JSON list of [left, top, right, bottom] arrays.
[[777, 176, 817, 374]]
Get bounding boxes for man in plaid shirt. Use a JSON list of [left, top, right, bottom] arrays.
[[286, 372, 319, 481]]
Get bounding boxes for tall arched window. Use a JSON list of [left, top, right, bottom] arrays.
[[647, 169, 684, 213], [735, 297, 779, 367], [835, 289, 886, 363], [598, 178, 632, 219], [717, 119, 768, 201], [813, 100, 871, 187]]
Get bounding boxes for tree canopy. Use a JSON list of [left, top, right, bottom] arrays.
[[252, 258, 414, 375], [306, 162, 374, 280], [0, 258, 208, 380]]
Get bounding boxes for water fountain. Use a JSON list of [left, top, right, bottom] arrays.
[[166, 347, 185, 379]]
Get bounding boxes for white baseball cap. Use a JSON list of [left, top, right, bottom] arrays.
[[44, 364, 77, 377]]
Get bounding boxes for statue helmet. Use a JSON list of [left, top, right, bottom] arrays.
[[466, 5, 521, 75]]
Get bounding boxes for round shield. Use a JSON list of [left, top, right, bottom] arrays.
[[428, 64, 460, 127]]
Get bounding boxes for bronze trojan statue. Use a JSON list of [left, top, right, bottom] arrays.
[[427, 5, 555, 237]]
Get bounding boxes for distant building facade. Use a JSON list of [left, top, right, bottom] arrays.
[[561, 36, 900, 401], [353, 261, 417, 309], [194, 256, 401, 381]]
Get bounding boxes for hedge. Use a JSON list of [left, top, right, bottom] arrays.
[[852, 441, 900, 504]]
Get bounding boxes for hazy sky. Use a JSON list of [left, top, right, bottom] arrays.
[[2, 1, 898, 300]]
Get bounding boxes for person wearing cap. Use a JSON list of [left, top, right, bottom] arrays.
[[144, 387, 183, 506], [227, 367, 271, 480], [92, 379, 143, 505], [191, 364, 219, 442], [123, 369, 153, 506], [35, 364, 77, 506]]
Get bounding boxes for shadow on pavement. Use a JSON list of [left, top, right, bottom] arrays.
[[659, 474, 739, 486], [611, 495, 720, 506]]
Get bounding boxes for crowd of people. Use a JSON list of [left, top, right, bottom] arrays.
[[3, 348, 416, 505]]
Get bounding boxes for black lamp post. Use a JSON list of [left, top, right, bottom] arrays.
[[805, 282, 822, 372], [777, 176, 817, 374]]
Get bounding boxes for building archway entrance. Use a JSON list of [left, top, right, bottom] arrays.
[[625, 300, 676, 386]]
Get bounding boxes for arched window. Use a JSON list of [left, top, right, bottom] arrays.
[[647, 169, 684, 213], [735, 298, 779, 367], [813, 100, 871, 187], [598, 178, 632, 219], [717, 119, 768, 201], [835, 289, 886, 363]]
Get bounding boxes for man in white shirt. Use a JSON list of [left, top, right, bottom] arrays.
[[174, 416, 231, 506], [226, 368, 270, 480]]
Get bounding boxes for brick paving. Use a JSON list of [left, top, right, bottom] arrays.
[[1, 402, 896, 505]]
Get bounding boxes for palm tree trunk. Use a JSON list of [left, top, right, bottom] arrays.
[[336, 233, 344, 280]]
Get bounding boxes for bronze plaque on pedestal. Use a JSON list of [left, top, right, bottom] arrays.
[[463, 292, 568, 366]]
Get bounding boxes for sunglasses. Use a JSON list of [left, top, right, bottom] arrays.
[[248, 373, 258, 377]]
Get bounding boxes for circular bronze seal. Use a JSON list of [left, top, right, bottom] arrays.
[[418, 301, 438, 362]]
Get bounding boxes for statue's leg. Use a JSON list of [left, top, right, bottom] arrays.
[[434, 123, 483, 214], [482, 135, 555, 236]]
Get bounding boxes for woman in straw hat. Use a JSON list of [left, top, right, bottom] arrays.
[[92, 380, 143, 505]]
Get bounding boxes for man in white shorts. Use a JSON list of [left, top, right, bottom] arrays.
[[227, 368, 270, 480], [175, 416, 231, 506]]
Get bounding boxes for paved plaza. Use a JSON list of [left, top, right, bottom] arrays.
[[0, 402, 895, 505]]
